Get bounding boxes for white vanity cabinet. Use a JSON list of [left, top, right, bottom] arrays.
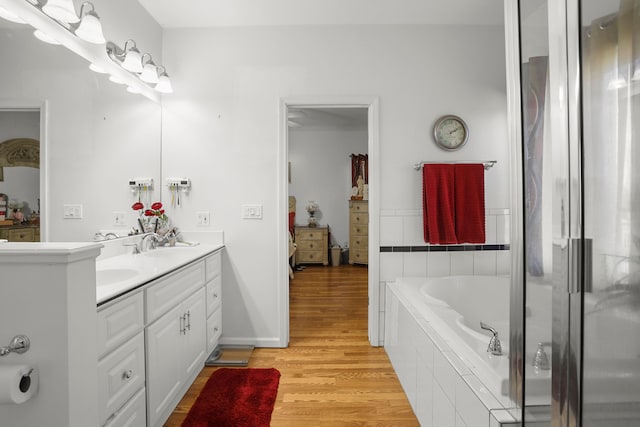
[[205, 251, 222, 354], [96, 247, 224, 427], [97, 292, 146, 427], [145, 260, 208, 427]]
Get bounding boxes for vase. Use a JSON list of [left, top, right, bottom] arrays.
[[308, 216, 317, 227]]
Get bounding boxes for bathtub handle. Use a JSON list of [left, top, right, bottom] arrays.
[[480, 322, 502, 356]]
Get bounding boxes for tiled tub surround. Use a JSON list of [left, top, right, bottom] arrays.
[[385, 278, 520, 426], [377, 208, 511, 344]]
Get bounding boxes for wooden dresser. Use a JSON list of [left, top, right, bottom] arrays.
[[349, 200, 368, 265], [294, 226, 329, 265], [0, 225, 40, 242]]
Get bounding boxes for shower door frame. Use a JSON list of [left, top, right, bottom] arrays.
[[508, 0, 585, 424]]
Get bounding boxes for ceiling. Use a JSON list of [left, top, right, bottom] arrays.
[[136, 0, 505, 29], [287, 107, 368, 130]]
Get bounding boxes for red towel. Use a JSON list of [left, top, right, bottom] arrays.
[[454, 164, 486, 243], [423, 164, 457, 244], [422, 163, 486, 244]]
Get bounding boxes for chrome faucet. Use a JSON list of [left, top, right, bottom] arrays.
[[532, 342, 550, 370], [141, 233, 162, 251], [480, 322, 502, 356]]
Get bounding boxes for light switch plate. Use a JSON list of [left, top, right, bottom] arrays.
[[241, 204, 263, 219], [196, 211, 210, 226], [63, 204, 83, 219], [113, 211, 126, 226]]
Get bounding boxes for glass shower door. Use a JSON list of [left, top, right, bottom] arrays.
[[518, 0, 640, 425], [580, 0, 640, 424]]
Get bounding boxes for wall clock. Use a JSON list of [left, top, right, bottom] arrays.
[[433, 115, 469, 151]]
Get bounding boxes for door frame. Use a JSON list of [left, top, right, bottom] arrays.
[[277, 95, 380, 347], [0, 100, 48, 242]]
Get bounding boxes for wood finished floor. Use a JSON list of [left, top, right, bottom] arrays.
[[164, 264, 419, 426]]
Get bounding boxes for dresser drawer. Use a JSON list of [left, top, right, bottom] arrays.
[[295, 229, 325, 241], [350, 248, 369, 264], [350, 201, 369, 214], [145, 261, 205, 323], [104, 387, 146, 427], [296, 240, 324, 251], [205, 275, 222, 317], [207, 307, 222, 354], [351, 235, 368, 249], [8, 228, 34, 242], [97, 292, 144, 358], [205, 251, 221, 283], [296, 250, 324, 263], [350, 212, 369, 226], [350, 224, 368, 236], [98, 332, 145, 426]]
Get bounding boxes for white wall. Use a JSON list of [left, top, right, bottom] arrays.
[[288, 127, 368, 247], [161, 23, 509, 346], [0, 111, 40, 218]]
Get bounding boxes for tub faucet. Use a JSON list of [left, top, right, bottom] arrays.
[[480, 322, 502, 356]]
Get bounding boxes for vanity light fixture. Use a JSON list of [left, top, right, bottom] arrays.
[[89, 63, 107, 74], [108, 74, 125, 85], [126, 85, 141, 94], [113, 40, 144, 73], [155, 67, 173, 94], [140, 54, 159, 84], [41, 0, 79, 24], [33, 29, 60, 44], [73, 2, 105, 44], [0, 6, 26, 24]]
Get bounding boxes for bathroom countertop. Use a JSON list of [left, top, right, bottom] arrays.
[[96, 243, 224, 305]]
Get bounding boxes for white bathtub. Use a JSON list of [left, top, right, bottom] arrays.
[[385, 276, 521, 426], [397, 276, 513, 400]]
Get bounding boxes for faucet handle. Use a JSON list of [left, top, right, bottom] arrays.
[[123, 242, 140, 254], [532, 342, 550, 370]]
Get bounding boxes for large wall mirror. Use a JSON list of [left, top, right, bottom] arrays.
[[0, 21, 162, 242]]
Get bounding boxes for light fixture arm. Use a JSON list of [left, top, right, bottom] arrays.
[[141, 52, 154, 66]]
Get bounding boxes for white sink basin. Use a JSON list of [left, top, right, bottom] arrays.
[[96, 268, 140, 286]]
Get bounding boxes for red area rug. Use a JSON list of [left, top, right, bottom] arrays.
[[182, 368, 281, 427]]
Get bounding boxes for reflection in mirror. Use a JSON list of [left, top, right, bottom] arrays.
[[0, 24, 162, 242]]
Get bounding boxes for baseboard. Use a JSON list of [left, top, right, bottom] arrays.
[[221, 336, 286, 348]]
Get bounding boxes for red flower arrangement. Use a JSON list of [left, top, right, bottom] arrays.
[[132, 202, 170, 234], [132, 201, 168, 221]]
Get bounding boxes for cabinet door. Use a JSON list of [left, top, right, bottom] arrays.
[[146, 304, 184, 427], [182, 288, 207, 380]]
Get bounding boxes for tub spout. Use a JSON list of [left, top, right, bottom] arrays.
[[480, 322, 502, 356]]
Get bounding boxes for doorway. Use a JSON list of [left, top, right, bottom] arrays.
[[278, 96, 380, 347], [0, 108, 42, 242]]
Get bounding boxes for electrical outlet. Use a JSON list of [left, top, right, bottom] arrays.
[[63, 204, 83, 219], [241, 204, 263, 219], [196, 211, 210, 226], [113, 211, 126, 226]]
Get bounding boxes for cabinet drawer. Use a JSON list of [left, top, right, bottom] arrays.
[[207, 307, 222, 354], [351, 235, 368, 249], [350, 201, 369, 213], [296, 250, 323, 263], [296, 240, 323, 251], [350, 224, 368, 236], [97, 292, 144, 358], [8, 228, 34, 242], [206, 276, 222, 318], [104, 387, 146, 427], [205, 251, 221, 283], [350, 212, 369, 226], [98, 332, 145, 426], [295, 229, 325, 241], [146, 261, 205, 323], [350, 248, 369, 264]]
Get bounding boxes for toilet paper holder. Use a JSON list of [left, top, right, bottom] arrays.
[[0, 335, 30, 357]]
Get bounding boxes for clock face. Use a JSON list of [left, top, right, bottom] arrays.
[[433, 115, 469, 150]]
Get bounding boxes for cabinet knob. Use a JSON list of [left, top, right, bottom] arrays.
[[214, 327, 219, 332], [213, 293, 218, 298], [123, 370, 133, 380]]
